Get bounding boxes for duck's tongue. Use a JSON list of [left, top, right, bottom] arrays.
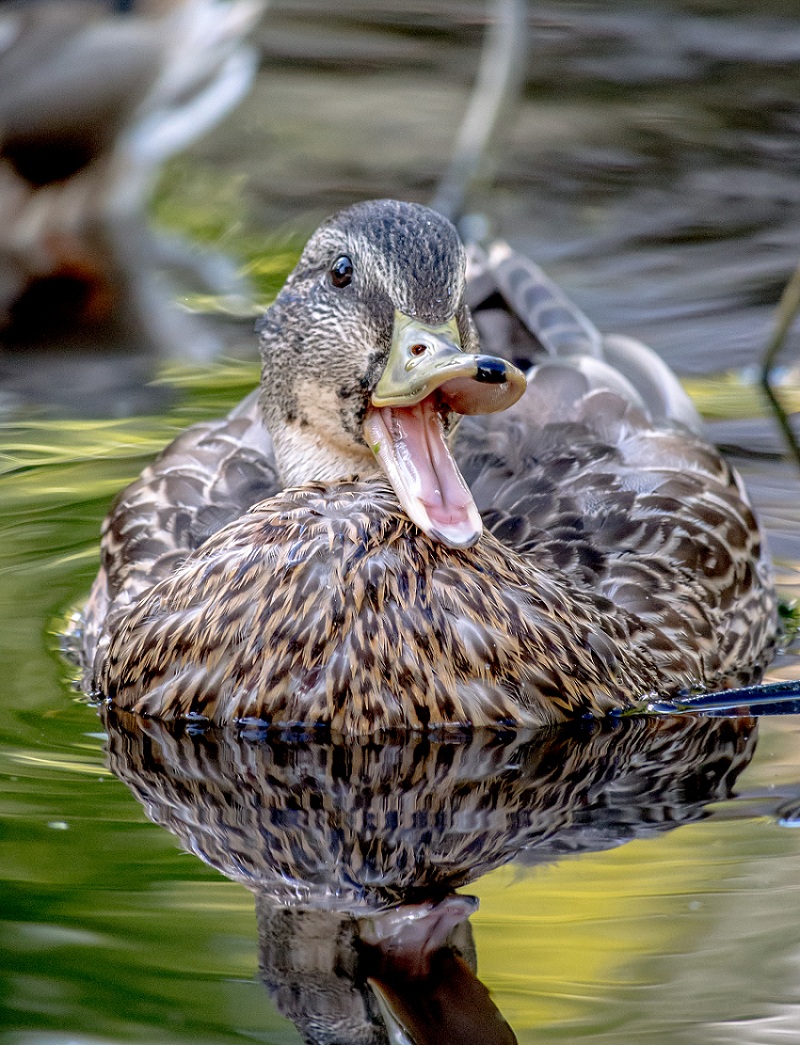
[[364, 399, 482, 549], [366, 309, 527, 548]]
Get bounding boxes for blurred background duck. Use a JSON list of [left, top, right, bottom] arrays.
[[0, 0, 262, 379], [72, 199, 778, 732]]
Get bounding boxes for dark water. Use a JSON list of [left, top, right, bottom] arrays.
[[4, 1, 800, 1042]]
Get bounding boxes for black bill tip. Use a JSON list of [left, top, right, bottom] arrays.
[[474, 357, 509, 384]]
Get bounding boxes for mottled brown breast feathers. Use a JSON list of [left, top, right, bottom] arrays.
[[96, 480, 672, 730]]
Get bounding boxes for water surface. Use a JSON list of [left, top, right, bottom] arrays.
[[4, 2, 800, 1042]]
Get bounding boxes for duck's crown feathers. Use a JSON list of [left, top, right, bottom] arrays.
[[296, 198, 467, 325]]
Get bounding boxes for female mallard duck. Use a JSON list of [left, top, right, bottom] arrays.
[[76, 199, 777, 732]]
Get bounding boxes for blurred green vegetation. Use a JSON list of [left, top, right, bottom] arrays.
[[683, 371, 800, 421], [151, 159, 304, 315]]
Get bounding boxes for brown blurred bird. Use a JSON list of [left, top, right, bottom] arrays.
[[0, 0, 261, 346]]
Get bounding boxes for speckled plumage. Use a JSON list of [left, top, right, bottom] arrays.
[[73, 200, 778, 732]]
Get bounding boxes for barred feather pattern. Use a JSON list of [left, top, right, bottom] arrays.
[[90, 385, 776, 730], [95, 478, 672, 729]]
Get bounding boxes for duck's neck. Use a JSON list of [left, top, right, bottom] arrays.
[[271, 422, 381, 487], [263, 392, 382, 488]]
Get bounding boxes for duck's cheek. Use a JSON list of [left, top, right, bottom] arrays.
[[364, 401, 483, 549]]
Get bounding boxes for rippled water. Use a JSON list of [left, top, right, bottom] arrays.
[[4, 1, 800, 1042]]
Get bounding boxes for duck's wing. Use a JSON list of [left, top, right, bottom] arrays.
[[460, 241, 714, 544], [76, 389, 279, 670], [458, 243, 776, 689], [102, 389, 278, 600], [460, 242, 708, 535]]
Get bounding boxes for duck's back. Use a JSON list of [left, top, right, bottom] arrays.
[[459, 243, 775, 689]]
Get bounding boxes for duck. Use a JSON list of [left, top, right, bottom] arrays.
[[74, 198, 778, 733], [0, 0, 261, 343]]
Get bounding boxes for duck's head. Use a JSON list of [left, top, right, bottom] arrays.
[[257, 199, 526, 548]]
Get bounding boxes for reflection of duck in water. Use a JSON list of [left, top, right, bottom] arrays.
[[0, 0, 261, 353], [257, 895, 515, 1045], [76, 199, 777, 730], [105, 712, 757, 1043]]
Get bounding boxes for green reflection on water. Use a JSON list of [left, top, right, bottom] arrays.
[[473, 812, 800, 1041], [0, 365, 303, 1043], [0, 764, 301, 1043]]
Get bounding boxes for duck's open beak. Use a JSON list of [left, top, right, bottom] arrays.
[[364, 311, 526, 549]]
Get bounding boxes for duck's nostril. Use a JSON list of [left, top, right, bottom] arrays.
[[410, 343, 427, 356]]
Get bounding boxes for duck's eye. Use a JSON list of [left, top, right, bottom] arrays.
[[329, 255, 354, 289]]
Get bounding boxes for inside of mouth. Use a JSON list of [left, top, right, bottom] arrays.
[[364, 394, 483, 549]]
